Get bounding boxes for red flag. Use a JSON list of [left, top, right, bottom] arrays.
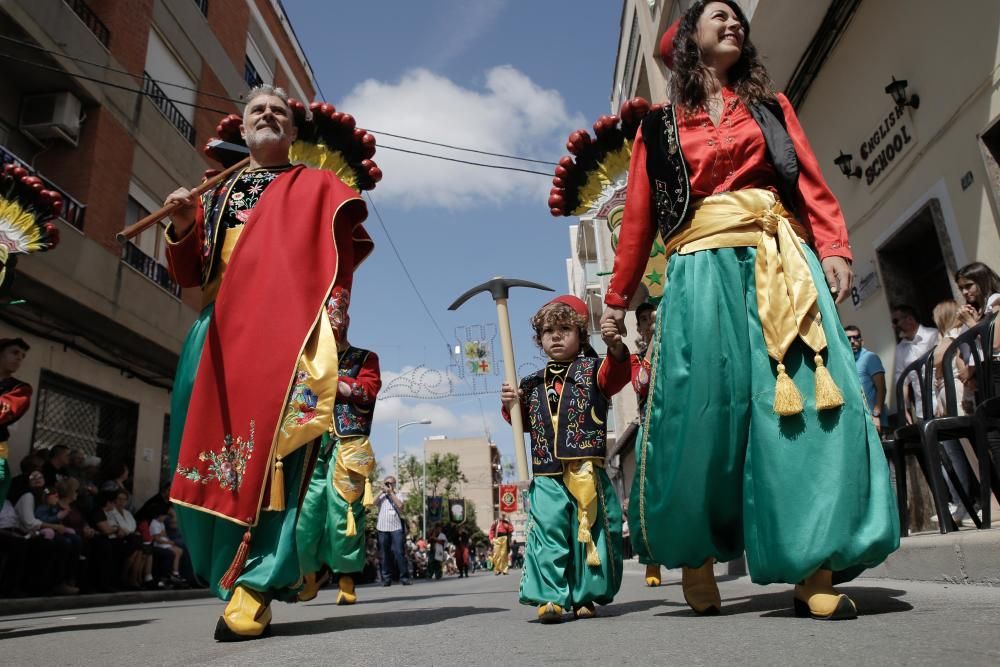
[[499, 485, 518, 513]]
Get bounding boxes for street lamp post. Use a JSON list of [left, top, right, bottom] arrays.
[[395, 419, 432, 536], [395, 418, 432, 477]]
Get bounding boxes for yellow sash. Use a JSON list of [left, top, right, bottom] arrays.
[[665, 189, 844, 415]]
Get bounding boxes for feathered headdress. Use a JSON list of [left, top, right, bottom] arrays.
[[547, 98, 666, 303], [202, 100, 382, 192], [0, 163, 62, 287]]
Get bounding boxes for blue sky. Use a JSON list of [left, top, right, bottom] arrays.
[[282, 0, 624, 478]]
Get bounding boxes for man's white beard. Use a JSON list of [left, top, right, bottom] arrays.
[[245, 128, 285, 153]]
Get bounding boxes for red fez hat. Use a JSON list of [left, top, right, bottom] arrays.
[[658, 20, 680, 70], [548, 295, 589, 319]]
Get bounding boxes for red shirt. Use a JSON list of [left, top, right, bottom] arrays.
[[606, 90, 851, 308]]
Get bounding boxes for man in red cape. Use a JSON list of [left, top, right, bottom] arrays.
[[163, 85, 374, 640]]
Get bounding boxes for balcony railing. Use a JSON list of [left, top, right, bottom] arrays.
[[0, 144, 87, 231], [193, 0, 209, 17], [63, 0, 110, 47], [122, 241, 182, 298], [142, 73, 196, 145]]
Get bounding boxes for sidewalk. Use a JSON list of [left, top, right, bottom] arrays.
[[622, 526, 1000, 586], [861, 527, 1000, 586], [0, 587, 213, 617]]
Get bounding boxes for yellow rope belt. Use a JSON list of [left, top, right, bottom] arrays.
[[664, 188, 844, 416]]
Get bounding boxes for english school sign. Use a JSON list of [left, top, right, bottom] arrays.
[[859, 105, 917, 189]]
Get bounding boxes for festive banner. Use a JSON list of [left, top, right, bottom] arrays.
[[425, 496, 444, 525], [499, 484, 518, 513], [448, 498, 466, 524]]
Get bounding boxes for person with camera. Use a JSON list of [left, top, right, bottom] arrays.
[[374, 476, 410, 586]]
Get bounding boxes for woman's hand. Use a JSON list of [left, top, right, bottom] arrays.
[[821, 256, 854, 305], [957, 304, 980, 328], [500, 383, 521, 412]]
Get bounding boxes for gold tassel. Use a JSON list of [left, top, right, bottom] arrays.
[[577, 508, 592, 544], [813, 354, 845, 411], [268, 457, 285, 511], [218, 528, 252, 590], [773, 363, 804, 416], [345, 502, 357, 537], [585, 539, 602, 567], [362, 477, 374, 507]]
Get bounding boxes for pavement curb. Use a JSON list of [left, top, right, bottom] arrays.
[[0, 587, 214, 617], [861, 529, 1000, 586]]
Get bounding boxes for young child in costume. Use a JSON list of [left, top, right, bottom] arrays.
[[501, 295, 631, 623]]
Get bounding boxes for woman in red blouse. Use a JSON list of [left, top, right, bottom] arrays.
[[602, 1, 898, 620]]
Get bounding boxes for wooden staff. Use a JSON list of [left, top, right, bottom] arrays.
[[115, 157, 250, 244]]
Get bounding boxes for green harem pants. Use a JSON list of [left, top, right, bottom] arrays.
[[629, 245, 899, 585], [169, 306, 365, 602], [519, 468, 623, 609]]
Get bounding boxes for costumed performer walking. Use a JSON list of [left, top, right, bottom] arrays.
[[164, 85, 375, 640], [601, 1, 899, 620], [501, 295, 630, 623]]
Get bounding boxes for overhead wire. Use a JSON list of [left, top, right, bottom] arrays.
[[0, 34, 558, 167]]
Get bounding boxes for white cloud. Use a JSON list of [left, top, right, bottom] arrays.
[[338, 66, 583, 209], [424, 0, 507, 71]]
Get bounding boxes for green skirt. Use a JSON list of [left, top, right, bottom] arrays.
[[169, 306, 363, 601], [519, 469, 623, 608], [630, 246, 899, 585]]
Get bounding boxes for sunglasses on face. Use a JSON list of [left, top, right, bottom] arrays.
[[846, 335, 861, 341]]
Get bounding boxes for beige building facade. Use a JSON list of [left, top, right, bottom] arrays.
[[424, 435, 502, 535]]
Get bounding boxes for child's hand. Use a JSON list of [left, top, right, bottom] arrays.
[[601, 317, 624, 348], [500, 383, 521, 411]]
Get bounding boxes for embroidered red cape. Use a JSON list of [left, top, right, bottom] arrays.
[[171, 166, 371, 526]]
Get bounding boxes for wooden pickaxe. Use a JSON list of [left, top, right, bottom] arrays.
[[449, 277, 553, 482]]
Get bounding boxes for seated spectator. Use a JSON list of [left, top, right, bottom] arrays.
[[99, 460, 130, 500], [7, 452, 45, 508], [137, 505, 187, 588], [42, 444, 70, 487], [91, 489, 142, 591], [11, 470, 79, 595], [65, 448, 87, 481]]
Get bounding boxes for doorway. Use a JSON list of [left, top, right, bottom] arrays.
[[876, 199, 957, 326]]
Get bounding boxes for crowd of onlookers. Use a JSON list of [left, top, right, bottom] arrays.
[[362, 524, 519, 585], [849, 261, 1000, 528], [0, 445, 195, 598]]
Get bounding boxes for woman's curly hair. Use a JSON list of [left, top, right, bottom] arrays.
[[669, 0, 776, 111], [530, 303, 588, 350]]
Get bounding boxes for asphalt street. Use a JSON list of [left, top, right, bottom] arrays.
[[2, 566, 999, 666]]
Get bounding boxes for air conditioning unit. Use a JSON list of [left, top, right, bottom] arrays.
[[19, 92, 83, 146]]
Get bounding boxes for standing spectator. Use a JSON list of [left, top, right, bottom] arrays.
[[488, 514, 514, 576], [454, 528, 471, 578], [427, 523, 446, 580], [845, 325, 887, 433], [374, 475, 411, 586], [0, 337, 32, 505], [891, 305, 939, 421], [42, 445, 70, 487]]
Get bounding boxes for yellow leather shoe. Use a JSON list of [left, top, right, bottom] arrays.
[[681, 560, 721, 615], [645, 564, 662, 587], [573, 602, 596, 619], [336, 575, 358, 605], [793, 569, 857, 620], [214, 586, 272, 641], [537, 602, 564, 624], [297, 571, 330, 602]]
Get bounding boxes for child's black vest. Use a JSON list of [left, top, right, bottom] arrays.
[[332, 346, 376, 437], [520, 357, 609, 476], [642, 99, 801, 245]]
